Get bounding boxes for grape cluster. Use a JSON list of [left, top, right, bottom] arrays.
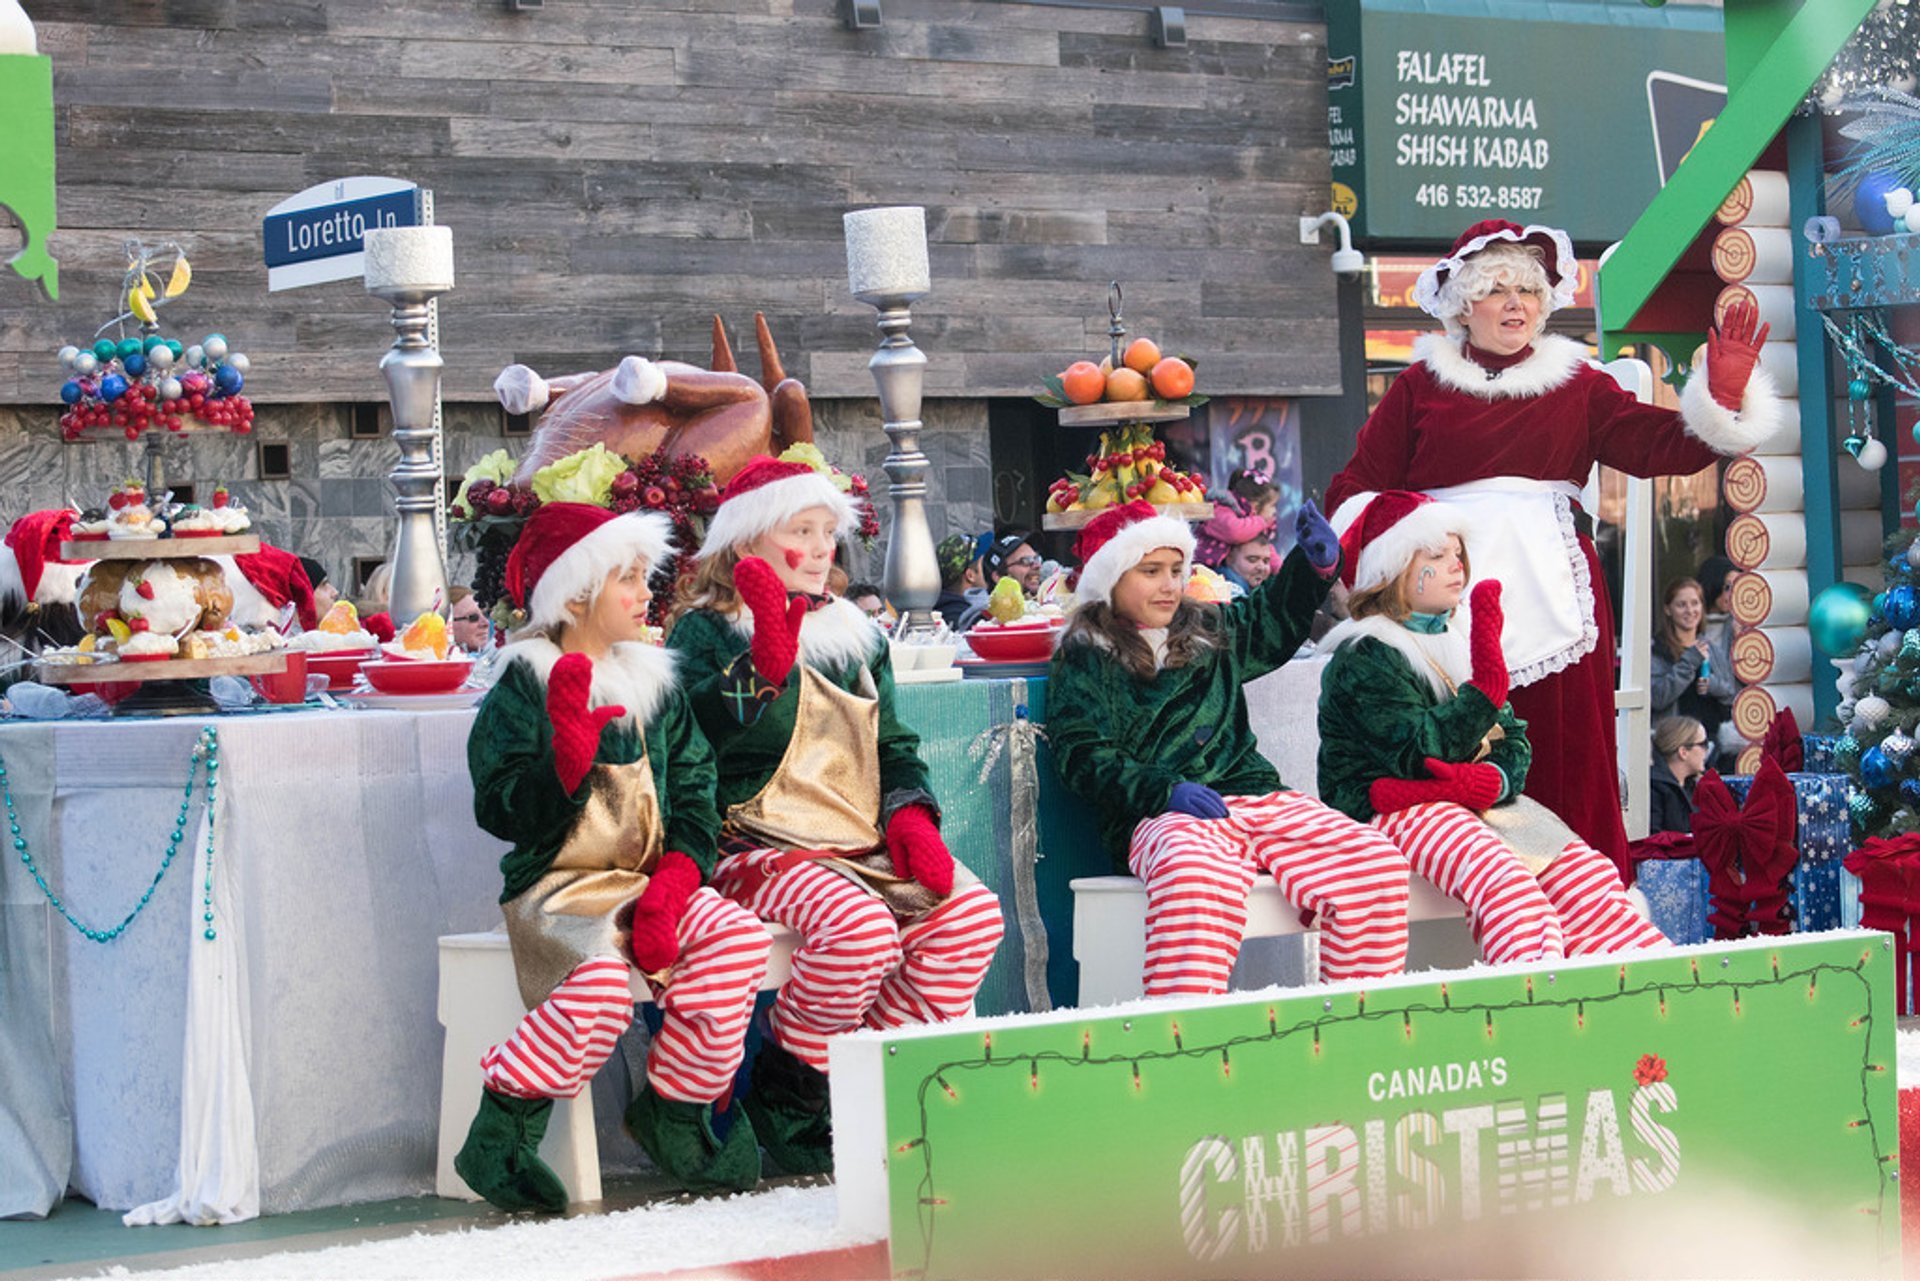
[[472, 535, 513, 613]]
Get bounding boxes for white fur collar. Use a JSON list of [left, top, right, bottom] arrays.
[[1322, 612, 1471, 698], [727, 595, 880, 672], [498, 635, 678, 728], [1416, 331, 1586, 400]]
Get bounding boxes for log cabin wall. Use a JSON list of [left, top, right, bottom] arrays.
[[0, 0, 1336, 587]]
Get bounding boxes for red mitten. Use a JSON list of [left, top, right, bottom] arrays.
[[885, 804, 954, 898], [1705, 299, 1770, 412], [629, 851, 701, 972], [1421, 757, 1504, 809], [363, 611, 396, 644], [548, 652, 625, 794], [734, 556, 809, 688], [1466, 580, 1509, 709], [1368, 775, 1454, 816]]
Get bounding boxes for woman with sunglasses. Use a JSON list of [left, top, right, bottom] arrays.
[[1649, 715, 1709, 836]]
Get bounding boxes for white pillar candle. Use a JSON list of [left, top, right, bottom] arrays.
[[363, 224, 454, 293], [844, 206, 930, 298]]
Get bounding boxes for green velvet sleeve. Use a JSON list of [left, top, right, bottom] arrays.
[[1046, 648, 1180, 819], [667, 608, 760, 744], [1318, 639, 1505, 820], [1222, 545, 1334, 680], [467, 661, 587, 848], [656, 689, 723, 877], [1487, 701, 1532, 801]]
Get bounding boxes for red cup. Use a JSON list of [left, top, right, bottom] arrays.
[[250, 651, 310, 705]]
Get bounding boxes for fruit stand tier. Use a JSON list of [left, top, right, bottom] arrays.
[[37, 652, 286, 685], [1043, 501, 1213, 531], [1056, 401, 1192, 427], [62, 535, 259, 560]]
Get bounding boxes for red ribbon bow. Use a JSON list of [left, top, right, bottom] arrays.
[[1690, 759, 1799, 939], [1760, 708, 1804, 774], [1843, 832, 1920, 1015]]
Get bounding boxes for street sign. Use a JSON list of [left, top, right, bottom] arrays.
[[262, 177, 421, 292]]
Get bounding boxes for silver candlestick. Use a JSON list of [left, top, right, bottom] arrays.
[[363, 225, 454, 627], [845, 206, 940, 635]]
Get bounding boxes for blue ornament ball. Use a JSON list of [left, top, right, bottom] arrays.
[[214, 365, 243, 395], [1901, 779, 1920, 809], [1863, 745, 1898, 790], [122, 353, 146, 377], [1851, 377, 1873, 400], [1858, 170, 1903, 235], [1892, 585, 1920, 630], [1812, 581, 1876, 655], [59, 380, 82, 405], [98, 373, 128, 402]]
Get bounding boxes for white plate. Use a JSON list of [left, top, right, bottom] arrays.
[[893, 666, 963, 684], [338, 686, 486, 711]]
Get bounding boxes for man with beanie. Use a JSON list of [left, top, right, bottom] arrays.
[[298, 556, 338, 616], [934, 531, 990, 629]]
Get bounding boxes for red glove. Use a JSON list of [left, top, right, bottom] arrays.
[[628, 851, 700, 973], [1369, 757, 1503, 815], [885, 804, 954, 898], [548, 652, 625, 794], [1705, 299, 1770, 413], [734, 556, 808, 688], [1466, 580, 1508, 709], [363, 611, 396, 644]]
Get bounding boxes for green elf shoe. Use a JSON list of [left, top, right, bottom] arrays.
[[625, 1084, 762, 1195], [743, 1039, 834, 1176], [453, 1088, 568, 1213]]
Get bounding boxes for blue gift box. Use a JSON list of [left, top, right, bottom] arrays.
[[1802, 735, 1841, 776], [1723, 771, 1852, 932], [1637, 857, 1710, 945]]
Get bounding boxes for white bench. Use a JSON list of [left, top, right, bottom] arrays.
[[1069, 874, 1464, 1006], [435, 926, 798, 1205]]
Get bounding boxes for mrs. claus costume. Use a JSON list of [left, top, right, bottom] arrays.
[[1325, 220, 1778, 877]]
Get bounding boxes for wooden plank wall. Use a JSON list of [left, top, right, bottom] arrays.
[[3, 0, 1338, 406]]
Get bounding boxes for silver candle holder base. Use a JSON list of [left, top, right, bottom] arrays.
[[369, 284, 450, 626], [857, 288, 941, 636]]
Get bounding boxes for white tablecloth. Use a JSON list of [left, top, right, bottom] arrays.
[[0, 707, 506, 1220]]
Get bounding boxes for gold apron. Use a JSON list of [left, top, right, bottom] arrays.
[[501, 753, 665, 1009], [725, 663, 975, 921]]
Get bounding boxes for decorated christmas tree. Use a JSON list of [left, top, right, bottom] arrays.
[[1827, 526, 1920, 841]]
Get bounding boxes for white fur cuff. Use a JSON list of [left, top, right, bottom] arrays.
[[612, 356, 668, 406], [493, 364, 550, 416], [1679, 360, 1782, 457]]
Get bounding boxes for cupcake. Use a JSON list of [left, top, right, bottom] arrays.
[[168, 503, 222, 537], [120, 562, 205, 635], [71, 506, 110, 541], [206, 485, 251, 534], [117, 629, 180, 661]]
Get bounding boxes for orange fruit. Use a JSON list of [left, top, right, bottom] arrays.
[[1123, 338, 1161, 374], [1104, 367, 1150, 401], [317, 600, 362, 634], [402, 611, 450, 659], [1149, 356, 1195, 400], [1060, 360, 1104, 405]]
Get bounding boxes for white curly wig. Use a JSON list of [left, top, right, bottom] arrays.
[[1434, 242, 1557, 339]]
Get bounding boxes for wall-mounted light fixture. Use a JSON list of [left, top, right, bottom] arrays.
[[504, 0, 543, 11], [1299, 211, 1366, 279], [840, 0, 881, 28], [1151, 7, 1187, 49]]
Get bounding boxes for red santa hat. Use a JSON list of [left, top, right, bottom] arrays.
[[1072, 501, 1197, 607], [505, 502, 675, 631], [1410, 219, 1579, 319], [697, 455, 859, 560], [0, 509, 81, 608], [1334, 490, 1466, 593], [231, 543, 320, 631]]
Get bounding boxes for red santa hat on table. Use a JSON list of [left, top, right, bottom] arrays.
[[0, 509, 82, 609], [1333, 490, 1466, 593], [1072, 501, 1197, 607], [697, 455, 860, 559], [226, 543, 320, 631], [1410, 219, 1579, 319], [505, 502, 675, 632]]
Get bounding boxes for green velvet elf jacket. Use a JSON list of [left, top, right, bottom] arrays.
[[1046, 545, 1332, 871], [467, 638, 723, 904]]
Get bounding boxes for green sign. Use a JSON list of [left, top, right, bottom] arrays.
[[1325, 2, 1726, 244], [0, 54, 58, 300], [853, 933, 1897, 1280]]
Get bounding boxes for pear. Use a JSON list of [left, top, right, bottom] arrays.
[[987, 576, 1027, 623]]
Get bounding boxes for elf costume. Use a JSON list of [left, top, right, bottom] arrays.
[[1317, 491, 1667, 962], [458, 503, 772, 1211], [668, 457, 1004, 1175], [1326, 220, 1779, 878], [1047, 501, 1413, 997]]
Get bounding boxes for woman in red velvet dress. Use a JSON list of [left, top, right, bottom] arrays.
[[1325, 220, 1778, 878]]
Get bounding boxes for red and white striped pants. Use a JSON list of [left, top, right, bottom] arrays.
[[481, 887, 772, 1105], [1127, 790, 1412, 997], [712, 848, 1006, 1072], [1373, 802, 1667, 961]]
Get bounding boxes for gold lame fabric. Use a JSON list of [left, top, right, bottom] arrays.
[[502, 755, 665, 1008], [1477, 794, 1581, 876]]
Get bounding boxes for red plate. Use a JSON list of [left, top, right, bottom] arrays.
[[360, 657, 473, 695], [965, 624, 1061, 662], [307, 648, 377, 691]]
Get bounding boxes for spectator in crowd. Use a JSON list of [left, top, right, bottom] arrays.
[[1650, 576, 1735, 755], [448, 585, 492, 653], [985, 532, 1043, 595], [1193, 468, 1278, 571], [1696, 553, 1737, 649], [360, 561, 393, 613], [299, 556, 340, 617], [934, 532, 990, 629], [1649, 715, 1708, 835], [846, 582, 889, 624], [1220, 535, 1274, 595]]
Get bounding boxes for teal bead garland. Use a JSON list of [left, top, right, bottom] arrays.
[[7, 726, 219, 944]]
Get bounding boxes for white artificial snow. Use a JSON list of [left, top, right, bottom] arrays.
[[69, 1185, 873, 1281]]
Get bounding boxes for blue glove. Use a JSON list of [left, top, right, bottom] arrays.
[[1294, 499, 1340, 573], [1167, 782, 1231, 820]]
